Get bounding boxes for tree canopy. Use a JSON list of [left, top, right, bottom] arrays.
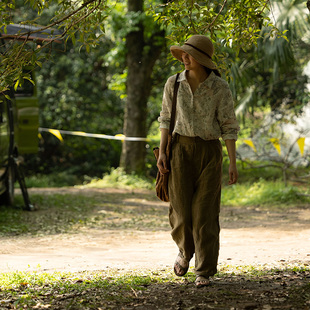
[[0, 0, 108, 94], [1, 0, 288, 94], [231, 0, 310, 115], [1, 0, 309, 176]]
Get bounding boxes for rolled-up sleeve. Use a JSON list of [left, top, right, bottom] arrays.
[[158, 77, 174, 130], [217, 86, 240, 141]]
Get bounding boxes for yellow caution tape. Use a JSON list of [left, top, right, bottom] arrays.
[[39, 128, 151, 142], [297, 137, 305, 156], [269, 138, 281, 155], [48, 129, 64, 142], [40, 128, 308, 159], [243, 139, 257, 152]]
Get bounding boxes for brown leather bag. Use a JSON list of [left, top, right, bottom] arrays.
[[153, 73, 180, 202]]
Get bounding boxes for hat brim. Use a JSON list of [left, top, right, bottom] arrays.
[[170, 45, 217, 70]]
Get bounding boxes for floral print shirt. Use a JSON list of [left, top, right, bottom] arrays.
[[158, 70, 239, 141]]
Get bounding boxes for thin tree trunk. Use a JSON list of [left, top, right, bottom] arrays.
[[120, 0, 165, 174]]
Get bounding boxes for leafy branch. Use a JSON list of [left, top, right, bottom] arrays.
[[238, 128, 310, 187], [149, 0, 284, 76], [205, 0, 227, 32], [1, 0, 100, 41], [0, 0, 108, 94]]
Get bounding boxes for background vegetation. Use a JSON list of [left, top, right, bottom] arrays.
[[1, 0, 310, 188], [1, 2, 309, 309]]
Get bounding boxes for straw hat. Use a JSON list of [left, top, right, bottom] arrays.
[[170, 35, 217, 70]]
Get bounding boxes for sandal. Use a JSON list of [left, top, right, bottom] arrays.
[[195, 276, 210, 288], [173, 252, 189, 277]]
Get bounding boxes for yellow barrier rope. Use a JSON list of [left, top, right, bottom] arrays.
[[39, 127, 152, 142], [39, 127, 308, 156]]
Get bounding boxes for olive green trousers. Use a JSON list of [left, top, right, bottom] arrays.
[[168, 135, 222, 277]]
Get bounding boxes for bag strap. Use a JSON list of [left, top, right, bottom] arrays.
[[168, 73, 180, 136]]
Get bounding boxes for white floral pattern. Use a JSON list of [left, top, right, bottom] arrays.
[[158, 70, 239, 141]]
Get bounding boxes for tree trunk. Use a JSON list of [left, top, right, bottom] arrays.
[[120, 0, 165, 174]]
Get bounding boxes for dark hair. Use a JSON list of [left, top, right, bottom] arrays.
[[204, 66, 221, 77]]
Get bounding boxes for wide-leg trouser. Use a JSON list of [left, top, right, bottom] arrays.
[[168, 135, 222, 277]]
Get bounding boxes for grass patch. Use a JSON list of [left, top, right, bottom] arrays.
[[0, 265, 309, 309], [25, 172, 81, 188], [0, 269, 178, 309], [1, 178, 309, 236], [82, 167, 154, 190], [222, 179, 310, 206], [0, 193, 100, 236], [0, 189, 168, 236]]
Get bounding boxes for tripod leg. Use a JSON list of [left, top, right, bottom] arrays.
[[12, 158, 35, 211]]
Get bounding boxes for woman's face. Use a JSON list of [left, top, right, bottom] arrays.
[[181, 52, 201, 71]]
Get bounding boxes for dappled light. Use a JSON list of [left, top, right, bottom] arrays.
[[1, 0, 310, 308], [0, 266, 309, 309], [0, 187, 309, 309]]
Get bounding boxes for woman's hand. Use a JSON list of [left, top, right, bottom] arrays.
[[157, 153, 170, 175], [228, 162, 238, 185], [225, 139, 238, 185], [157, 128, 169, 175]]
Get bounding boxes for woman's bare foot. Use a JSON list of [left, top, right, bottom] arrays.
[[195, 276, 210, 288]]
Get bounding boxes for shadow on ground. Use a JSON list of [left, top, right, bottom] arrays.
[[0, 187, 309, 237], [0, 268, 309, 309]]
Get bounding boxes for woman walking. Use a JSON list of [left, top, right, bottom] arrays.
[[157, 35, 239, 287]]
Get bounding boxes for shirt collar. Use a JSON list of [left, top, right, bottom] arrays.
[[178, 70, 216, 89], [178, 70, 187, 82]]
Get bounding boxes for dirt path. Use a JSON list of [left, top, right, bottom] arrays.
[[0, 188, 310, 273]]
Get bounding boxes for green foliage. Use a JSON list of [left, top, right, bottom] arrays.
[[222, 179, 309, 206], [83, 167, 154, 190], [234, 106, 310, 187], [25, 172, 81, 187], [21, 165, 310, 209], [149, 0, 284, 73], [2, 0, 309, 178], [0, 0, 109, 93], [222, 159, 284, 184], [19, 36, 125, 177], [230, 0, 310, 115], [37, 41, 122, 132], [17, 0, 171, 178], [0, 270, 144, 307], [24, 134, 123, 179], [1, 0, 285, 93]]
